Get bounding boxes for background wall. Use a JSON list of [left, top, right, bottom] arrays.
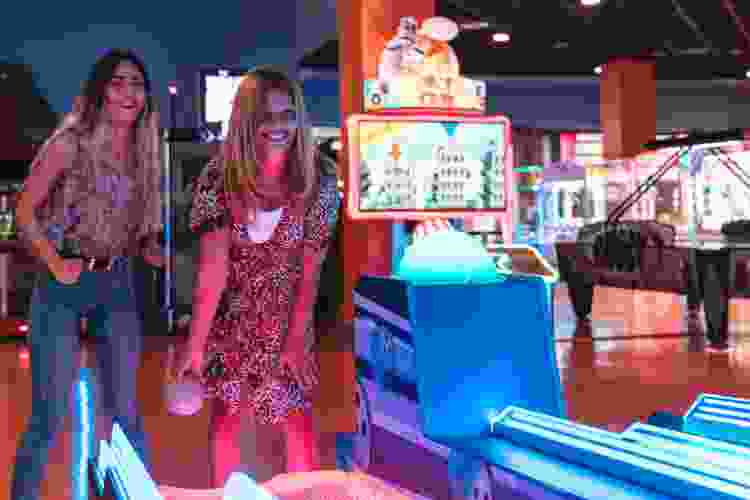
[[1, 0, 337, 128]]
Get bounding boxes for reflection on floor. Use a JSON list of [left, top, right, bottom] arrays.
[[3, 285, 750, 499]]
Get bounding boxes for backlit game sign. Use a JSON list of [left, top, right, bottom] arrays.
[[365, 16, 486, 112], [346, 113, 511, 220]]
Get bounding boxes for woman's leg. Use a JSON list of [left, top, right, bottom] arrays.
[[95, 307, 150, 467], [209, 398, 244, 487], [11, 286, 80, 500], [282, 408, 318, 473]]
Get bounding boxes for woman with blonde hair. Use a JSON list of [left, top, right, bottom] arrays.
[[12, 48, 162, 499], [175, 67, 339, 486]]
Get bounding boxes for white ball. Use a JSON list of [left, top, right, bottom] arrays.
[[164, 378, 204, 416], [224, 472, 277, 500]]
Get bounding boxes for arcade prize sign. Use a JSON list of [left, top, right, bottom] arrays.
[[364, 16, 486, 112]]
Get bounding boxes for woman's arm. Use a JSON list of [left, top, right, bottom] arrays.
[[16, 136, 75, 273], [187, 226, 231, 348]]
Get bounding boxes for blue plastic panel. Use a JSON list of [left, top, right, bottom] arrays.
[[407, 275, 564, 443], [492, 407, 750, 500], [684, 393, 750, 447]]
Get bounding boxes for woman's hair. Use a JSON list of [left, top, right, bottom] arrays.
[[29, 49, 162, 238], [221, 66, 317, 216]]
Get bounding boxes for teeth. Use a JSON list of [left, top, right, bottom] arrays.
[[267, 132, 289, 141]]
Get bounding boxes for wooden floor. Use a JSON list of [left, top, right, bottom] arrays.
[[4, 285, 750, 499]]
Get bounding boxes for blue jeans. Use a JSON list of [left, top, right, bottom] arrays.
[[11, 259, 150, 500]]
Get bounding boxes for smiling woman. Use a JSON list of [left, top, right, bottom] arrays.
[[11, 48, 162, 500], [175, 66, 340, 487]]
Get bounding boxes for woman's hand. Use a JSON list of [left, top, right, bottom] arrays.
[[142, 251, 164, 268], [51, 258, 84, 285], [279, 336, 318, 393], [173, 339, 206, 381], [413, 218, 452, 239]]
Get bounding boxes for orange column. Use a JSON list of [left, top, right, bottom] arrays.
[[314, 0, 435, 441], [600, 58, 656, 159]]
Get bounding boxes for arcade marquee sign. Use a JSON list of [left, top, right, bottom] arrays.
[[364, 16, 486, 113]]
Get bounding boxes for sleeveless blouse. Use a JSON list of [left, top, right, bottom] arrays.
[[26, 129, 151, 258]]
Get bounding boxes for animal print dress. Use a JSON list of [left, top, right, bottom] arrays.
[[189, 159, 339, 424]]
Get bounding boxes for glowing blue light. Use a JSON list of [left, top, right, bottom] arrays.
[[73, 369, 94, 500], [396, 230, 498, 284]]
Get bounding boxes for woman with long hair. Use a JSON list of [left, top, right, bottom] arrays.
[[175, 67, 339, 486], [12, 49, 162, 499]]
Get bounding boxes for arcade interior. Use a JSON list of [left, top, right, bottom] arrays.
[[5, 1, 750, 499]]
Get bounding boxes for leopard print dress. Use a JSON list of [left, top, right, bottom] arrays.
[[189, 159, 339, 424]]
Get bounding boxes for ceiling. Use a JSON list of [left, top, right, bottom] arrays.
[[299, 0, 750, 81]]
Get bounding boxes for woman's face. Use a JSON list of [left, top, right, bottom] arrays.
[[254, 88, 298, 160], [103, 61, 146, 127]]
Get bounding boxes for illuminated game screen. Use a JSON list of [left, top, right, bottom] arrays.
[[347, 114, 511, 220]]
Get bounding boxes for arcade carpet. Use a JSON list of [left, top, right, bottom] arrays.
[[4, 286, 750, 499]]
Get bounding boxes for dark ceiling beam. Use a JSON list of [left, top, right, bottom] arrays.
[[669, 0, 717, 53], [721, 0, 750, 64]]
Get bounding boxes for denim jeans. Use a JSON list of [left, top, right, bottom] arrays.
[[11, 259, 150, 500]]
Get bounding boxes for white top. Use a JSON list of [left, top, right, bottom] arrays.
[[234, 207, 284, 243]]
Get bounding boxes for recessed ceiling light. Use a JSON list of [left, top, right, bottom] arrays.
[[594, 66, 603, 75], [581, 0, 601, 5], [492, 32, 511, 43], [746, 69, 750, 79]]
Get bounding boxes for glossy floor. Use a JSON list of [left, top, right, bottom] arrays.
[[3, 285, 750, 499]]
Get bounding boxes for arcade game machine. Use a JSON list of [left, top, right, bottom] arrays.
[[346, 14, 564, 500], [537, 160, 588, 263], [345, 18, 750, 499], [512, 163, 543, 250]]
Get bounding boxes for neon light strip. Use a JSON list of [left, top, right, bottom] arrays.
[[107, 444, 130, 500], [703, 394, 750, 405], [73, 370, 93, 500], [500, 417, 749, 497], [497, 408, 750, 495], [692, 412, 750, 428], [703, 398, 750, 411], [623, 424, 750, 460], [696, 406, 750, 422], [620, 428, 750, 481]]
